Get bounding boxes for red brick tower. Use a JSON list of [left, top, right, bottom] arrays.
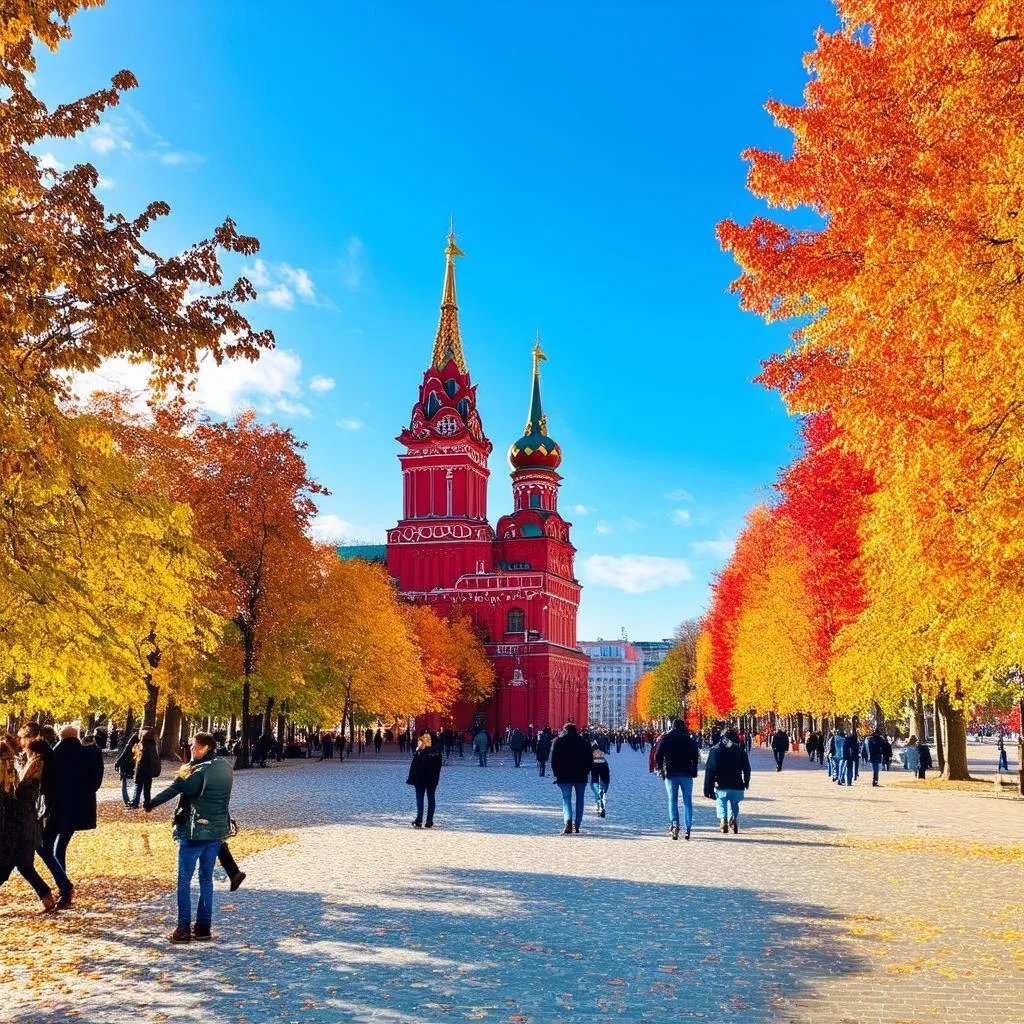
[[387, 233, 589, 733]]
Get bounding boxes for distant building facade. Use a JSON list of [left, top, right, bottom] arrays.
[[635, 639, 673, 675], [580, 640, 643, 729]]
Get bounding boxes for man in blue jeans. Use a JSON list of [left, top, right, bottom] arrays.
[[147, 732, 234, 943], [654, 719, 701, 840], [550, 723, 593, 834]]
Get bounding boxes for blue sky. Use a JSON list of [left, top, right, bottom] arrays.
[[44, 0, 840, 641]]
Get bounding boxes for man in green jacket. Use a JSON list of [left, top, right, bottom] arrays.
[[145, 732, 233, 943]]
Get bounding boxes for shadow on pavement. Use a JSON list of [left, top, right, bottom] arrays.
[[11, 868, 866, 1024]]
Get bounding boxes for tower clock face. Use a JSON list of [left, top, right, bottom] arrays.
[[434, 414, 461, 437]]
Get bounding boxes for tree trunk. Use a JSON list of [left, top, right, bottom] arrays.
[[936, 690, 971, 781], [229, 714, 237, 741], [261, 696, 274, 739], [123, 708, 135, 744], [1018, 698, 1024, 797], [159, 700, 182, 759], [142, 679, 159, 729], [276, 713, 286, 753], [236, 624, 254, 770], [872, 702, 885, 730], [933, 702, 945, 775], [912, 684, 926, 742]]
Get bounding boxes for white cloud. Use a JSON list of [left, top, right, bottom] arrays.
[[339, 236, 366, 291], [666, 488, 695, 502], [595, 520, 615, 535], [90, 134, 118, 154], [671, 508, 692, 525], [309, 513, 384, 545], [573, 504, 594, 515], [157, 150, 204, 166], [244, 259, 273, 288], [72, 347, 306, 419], [264, 284, 295, 310], [96, 176, 114, 190], [337, 418, 366, 432], [623, 517, 642, 531], [692, 536, 736, 559], [281, 265, 315, 300], [310, 375, 336, 393], [39, 152, 65, 172], [583, 555, 693, 594], [242, 260, 318, 310]]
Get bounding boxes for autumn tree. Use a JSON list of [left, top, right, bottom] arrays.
[[717, 2, 1024, 777], [1, 3, 272, 720]]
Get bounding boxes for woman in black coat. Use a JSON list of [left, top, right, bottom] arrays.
[[0, 734, 56, 911], [130, 728, 161, 810], [407, 733, 442, 829]]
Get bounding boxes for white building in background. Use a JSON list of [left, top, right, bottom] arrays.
[[579, 639, 644, 728]]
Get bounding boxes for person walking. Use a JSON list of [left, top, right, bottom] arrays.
[[865, 727, 887, 787], [654, 719, 701, 841], [771, 728, 790, 771], [998, 735, 1009, 772], [590, 743, 610, 818], [915, 737, 933, 780], [145, 732, 233, 943], [130, 728, 161, 809], [38, 726, 103, 910], [535, 727, 552, 777], [0, 732, 57, 912], [829, 728, 847, 783], [473, 728, 489, 767], [509, 728, 526, 768], [703, 728, 751, 835], [842, 729, 860, 786], [407, 732, 443, 829], [550, 723, 593, 835], [114, 732, 139, 807]]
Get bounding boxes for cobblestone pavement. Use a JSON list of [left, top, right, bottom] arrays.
[[6, 745, 1024, 1024]]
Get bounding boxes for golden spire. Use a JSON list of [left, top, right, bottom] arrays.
[[527, 331, 549, 435], [431, 219, 467, 373]]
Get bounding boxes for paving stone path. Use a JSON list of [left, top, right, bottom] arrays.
[[7, 744, 1024, 1023]]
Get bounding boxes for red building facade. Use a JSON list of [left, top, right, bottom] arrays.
[[386, 232, 589, 734]]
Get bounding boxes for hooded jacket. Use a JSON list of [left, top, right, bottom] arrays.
[[654, 724, 700, 778], [703, 737, 751, 799]]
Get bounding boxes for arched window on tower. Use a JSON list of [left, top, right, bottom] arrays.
[[458, 397, 471, 422], [507, 608, 525, 634], [424, 391, 441, 418], [444, 379, 459, 399]]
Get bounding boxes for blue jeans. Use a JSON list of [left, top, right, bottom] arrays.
[[414, 785, 436, 825], [121, 775, 131, 805], [715, 788, 743, 821], [871, 761, 881, 784], [664, 775, 693, 832], [999, 750, 1009, 771], [477, 749, 487, 766], [38, 822, 73, 898], [513, 750, 522, 767], [590, 780, 607, 808], [843, 758, 857, 785], [558, 782, 587, 827], [176, 839, 221, 929], [130, 776, 152, 809]]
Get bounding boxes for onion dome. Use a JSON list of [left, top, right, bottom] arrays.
[[509, 338, 562, 471]]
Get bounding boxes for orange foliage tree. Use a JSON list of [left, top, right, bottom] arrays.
[[716, 1, 1024, 776]]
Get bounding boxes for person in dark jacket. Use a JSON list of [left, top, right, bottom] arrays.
[[703, 729, 751, 835], [37, 726, 103, 909], [114, 733, 139, 806], [550, 723, 593, 834], [654, 719, 701, 840], [916, 738, 933, 779], [865, 728, 887, 787], [145, 732, 233, 943], [508, 728, 526, 768], [842, 731, 861, 786], [589, 743, 610, 818], [535, 727, 553, 777], [407, 732, 443, 828], [131, 728, 161, 809], [0, 732, 57, 912], [771, 729, 790, 771]]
